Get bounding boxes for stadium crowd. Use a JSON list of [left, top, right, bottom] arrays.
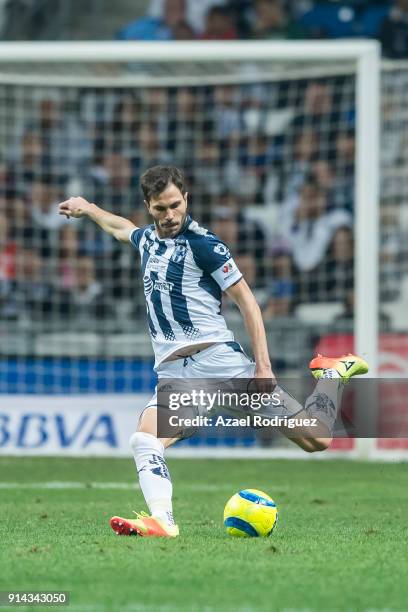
[[0, 0, 407, 58], [0, 0, 406, 345], [117, 0, 408, 59], [0, 72, 405, 337]]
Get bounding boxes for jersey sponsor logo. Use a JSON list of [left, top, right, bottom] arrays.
[[144, 276, 174, 296], [146, 256, 167, 273], [222, 259, 238, 280], [213, 243, 230, 256], [153, 280, 174, 294]]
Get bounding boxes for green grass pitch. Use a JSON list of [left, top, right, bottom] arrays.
[[0, 457, 407, 612]]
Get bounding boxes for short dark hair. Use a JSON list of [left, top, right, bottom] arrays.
[[140, 165, 185, 202]]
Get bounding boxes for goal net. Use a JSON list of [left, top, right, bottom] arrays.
[[0, 41, 404, 458]]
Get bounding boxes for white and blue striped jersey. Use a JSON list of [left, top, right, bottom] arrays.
[[129, 215, 243, 368]]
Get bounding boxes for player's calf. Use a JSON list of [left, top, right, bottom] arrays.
[[109, 420, 178, 537], [281, 353, 369, 453]]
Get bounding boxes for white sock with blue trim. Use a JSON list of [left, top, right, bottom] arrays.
[[129, 431, 175, 526]]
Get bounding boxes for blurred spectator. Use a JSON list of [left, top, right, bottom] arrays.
[[27, 179, 69, 258], [283, 128, 318, 200], [2, 247, 54, 322], [166, 88, 214, 175], [292, 82, 341, 162], [332, 128, 355, 212], [300, 2, 358, 38], [110, 95, 143, 152], [325, 226, 354, 301], [380, 0, 408, 59], [88, 152, 138, 216], [172, 20, 196, 39], [211, 196, 266, 285], [82, 153, 136, 261], [30, 180, 68, 232], [65, 256, 113, 323], [280, 179, 352, 273], [200, 6, 238, 39], [310, 159, 335, 193], [8, 132, 44, 192], [213, 86, 242, 144], [248, 0, 306, 39], [360, 3, 390, 38], [8, 196, 29, 241], [263, 252, 296, 319], [117, 0, 191, 41], [300, 1, 389, 40], [13, 96, 92, 179], [0, 212, 17, 281], [193, 139, 225, 197], [238, 134, 274, 204], [149, 0, 227, 34], [58, 225, 79, 291], [131, 121, 171, 177]]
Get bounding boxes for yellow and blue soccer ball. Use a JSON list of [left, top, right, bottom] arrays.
[[223, 489, 278, 537]]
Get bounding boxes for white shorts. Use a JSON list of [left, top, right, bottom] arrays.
[[145, 341, 255, 412], [141, 342, 318, 439]]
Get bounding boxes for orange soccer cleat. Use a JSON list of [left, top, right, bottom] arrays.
[[309, 353, 369, 382], [109, 511, 179, 538]]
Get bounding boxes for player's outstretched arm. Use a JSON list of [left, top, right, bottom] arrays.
[[226, 278, 276, 385], [58, 196, 137, 243]]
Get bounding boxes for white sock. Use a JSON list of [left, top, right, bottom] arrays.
[[129, 431, 175, 526], [305, 376, 345, 433]]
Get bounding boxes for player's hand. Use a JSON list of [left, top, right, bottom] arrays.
[[253, 364, 277, 393], [58, 196, 94, 219]]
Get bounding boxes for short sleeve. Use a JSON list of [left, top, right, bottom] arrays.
[[129, 227, 145, 250], [190, 233, 242, 291]]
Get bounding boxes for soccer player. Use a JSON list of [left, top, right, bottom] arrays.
[[59, 165, 368, 538]]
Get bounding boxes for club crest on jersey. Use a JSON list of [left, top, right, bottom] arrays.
[[214, 243, 230, 257], [171, 244, 187, 263], [143, 233, 155, 254]]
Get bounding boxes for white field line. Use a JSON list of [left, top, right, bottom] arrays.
[[0, 481, 139, 490], [0, 482, 290, 492], [0, 481, 292, 493]]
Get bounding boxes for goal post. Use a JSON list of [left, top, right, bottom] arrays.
[[0, 40, 386, 458], [0, 39, 381, 369]]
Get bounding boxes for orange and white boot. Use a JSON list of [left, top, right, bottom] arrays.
[[309, 353, 369, 382], [110, 511, 179, 538]]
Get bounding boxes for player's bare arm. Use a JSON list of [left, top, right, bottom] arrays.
[[226, 278, 277, 384], [58, 196, 137, 243]]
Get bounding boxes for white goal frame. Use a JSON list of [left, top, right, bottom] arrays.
[[0, 41, 381, 459]]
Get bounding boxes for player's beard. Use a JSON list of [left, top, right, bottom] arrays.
[[156, 212, 187, 238]]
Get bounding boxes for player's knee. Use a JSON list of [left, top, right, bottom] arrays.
[[129, 430, 158, 453], [310, 437, 332, 452], [137, 406, 157, 435]]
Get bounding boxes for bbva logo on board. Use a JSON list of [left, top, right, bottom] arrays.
[[0, 413, 117, 449]]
